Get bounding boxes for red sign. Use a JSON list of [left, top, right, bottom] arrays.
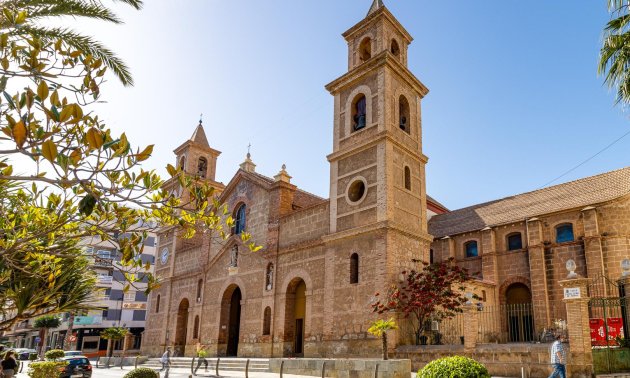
[[608, 318, 624, 341], [590, 318, 606, 346], [590, 318, 625, 346]]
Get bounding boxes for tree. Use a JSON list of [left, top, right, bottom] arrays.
[[599, 0, 630, 105], [101, 326, 128, 364], [0, 0, 143, 86], [34, 315, 61, 357], [371, 258, 477, 345], [0, 243, 96, 331], [367, 318, 398, 360], [0, 2, 259, 331]]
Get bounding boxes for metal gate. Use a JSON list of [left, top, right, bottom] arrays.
[[588, 275, 630, 375]]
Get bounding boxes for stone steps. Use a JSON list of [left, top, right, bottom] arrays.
[[142, 357, 270, 372]]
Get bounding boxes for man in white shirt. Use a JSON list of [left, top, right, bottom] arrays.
[[548, 335, 567, 378], [160, 346, 171, 376]]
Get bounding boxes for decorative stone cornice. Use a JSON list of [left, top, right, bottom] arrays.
[[327, 130, 429, 164], [325, 50, 428, 97]]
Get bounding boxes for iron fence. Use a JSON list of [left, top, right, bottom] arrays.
[[397, 303, 556, 345]]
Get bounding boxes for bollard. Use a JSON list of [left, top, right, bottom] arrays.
[[215, 357, 220, 376], [321, 361, 327, 378], [280, 360, 285, 378], [191, 356, 196, 376], [121, 354, 125, 369], [135, 355, 139, 369], [246, 358, 250, 378], [374, 363, 379, 378], [96, 356, 100, 368]]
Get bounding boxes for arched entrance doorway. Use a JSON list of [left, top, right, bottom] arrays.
[[174, 299, 189, 356], [284, 278, 306, 357], [505, 283, 534, 342], [219, 285, 242, 357]]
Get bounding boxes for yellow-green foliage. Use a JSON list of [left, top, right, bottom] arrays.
[[28, 361, 68, 378], [44, 349, 65, 360], [368, 318, 398, 337], [123, 367, 159, 378], [417, 356, 490, 378]]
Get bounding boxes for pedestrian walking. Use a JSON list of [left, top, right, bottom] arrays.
[[160, 346, 171, 377], [193, 343, 209, 376], [1, 350, 18, 378], [548, 334, 567, 378]]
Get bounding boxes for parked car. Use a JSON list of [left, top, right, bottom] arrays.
[[15, 348, 37, 360], [58, 356, 92, 378], [63, 351, 83, 357]]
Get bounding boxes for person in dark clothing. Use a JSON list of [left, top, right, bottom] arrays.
[[1, 351, 18, 378]]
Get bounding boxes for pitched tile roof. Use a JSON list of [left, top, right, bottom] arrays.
[[428, 166, 630, 238]]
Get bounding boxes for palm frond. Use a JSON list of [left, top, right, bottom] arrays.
[[14, 25, 134, 86], [27, 1, 123, 24]]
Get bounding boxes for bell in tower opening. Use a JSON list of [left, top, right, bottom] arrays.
[[352, 94, 367, 131]]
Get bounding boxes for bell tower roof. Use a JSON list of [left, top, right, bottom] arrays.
[[190, 121, 210, 148], [366, 0, 384, 16]]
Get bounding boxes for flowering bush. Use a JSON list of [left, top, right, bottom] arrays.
[[417, 356, 489, 378]]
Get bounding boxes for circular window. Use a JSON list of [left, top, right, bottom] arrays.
[[347, 178, 367, 204]]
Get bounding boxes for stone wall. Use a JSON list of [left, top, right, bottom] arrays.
[[394, 344, 556, 378], [269, 358, 410, 378]]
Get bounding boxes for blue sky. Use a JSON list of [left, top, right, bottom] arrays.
[[80, 1, 630, 210]]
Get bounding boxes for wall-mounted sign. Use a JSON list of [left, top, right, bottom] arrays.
[[564, 287, 581, 299], [122, 303, 146, 310]]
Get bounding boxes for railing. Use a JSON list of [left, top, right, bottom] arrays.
[[93, 257, 114, 268], [476, 303, 538, 343], [97, 275, 113, 285], [398, 303, 560, 346]]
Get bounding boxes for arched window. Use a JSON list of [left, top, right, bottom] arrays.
[[263, 307, 271, 336], [155, 294, 160, 313], [179, 156, 186, 171], [350, 253, 359, 284], [197, 157, 208, 178], [404, 166, 411, 190], [465, 241, 478, 258], [351, 94, 367, 132], [234, 204, 246, 235], [359, 37, 372, 62], [556, 224, 574, 243], [390, 39, 400, 57], [193, 315, 200, 339], [399, 95, 410, 133], [429, 249, 434, 264], [507, 233, 523, 251], [265, 263, 274, 291], [196, 279, 203, 302]]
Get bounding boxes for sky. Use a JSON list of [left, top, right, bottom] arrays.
[[72, 0, 630, 210]]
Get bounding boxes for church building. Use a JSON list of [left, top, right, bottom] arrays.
[[142, 0, 630, 357]]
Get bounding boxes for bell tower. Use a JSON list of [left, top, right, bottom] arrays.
[[325, 0, 432, 257]]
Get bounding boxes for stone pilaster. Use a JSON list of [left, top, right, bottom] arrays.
[[560, 277, 593, 378], [462, 304, 479, 351], [481, 227, 498, 283], [581, 206, 606, 284], [526, 218, 551, 330]]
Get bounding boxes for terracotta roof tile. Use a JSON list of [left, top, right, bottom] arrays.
[[428, 166, 630, 238]]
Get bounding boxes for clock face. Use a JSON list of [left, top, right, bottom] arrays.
[[160, 247, 169, 265]]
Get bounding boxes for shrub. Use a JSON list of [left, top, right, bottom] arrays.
[[123, 367, 159, 378], [27, 361, 67, 378], [28, 352, 38, 361], [45, 349, 65, 360], [417, 356, 490, 378]]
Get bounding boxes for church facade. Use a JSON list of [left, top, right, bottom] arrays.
[[142, 1, 630, 357]]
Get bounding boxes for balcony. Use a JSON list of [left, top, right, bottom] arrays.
[[93, 257, 113, 268], [97, 275, 113, 286], [74, 315, 103, 326]]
